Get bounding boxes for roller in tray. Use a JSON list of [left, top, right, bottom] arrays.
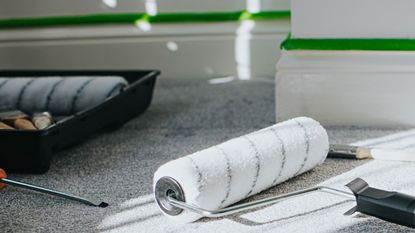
[[0, 70, 159, 173]]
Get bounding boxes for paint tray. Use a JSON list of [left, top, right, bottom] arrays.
[[0, 70, 159, 173]]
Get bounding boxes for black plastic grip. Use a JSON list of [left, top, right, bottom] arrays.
[[346, 178, 415, 228]]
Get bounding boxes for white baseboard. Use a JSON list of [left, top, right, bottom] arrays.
[[276, 50, 415, 126], [0, 21, 289, 80]]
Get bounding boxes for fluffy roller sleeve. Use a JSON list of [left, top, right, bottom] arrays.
[[0, 76, 128, 115], [154, 117, 329, 223]]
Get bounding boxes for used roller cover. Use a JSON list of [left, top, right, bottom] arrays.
[[0, 76, 128, 115], [154, 117, 330, 222]]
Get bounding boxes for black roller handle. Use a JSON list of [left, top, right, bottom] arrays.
[[346, 178, 415, 228]]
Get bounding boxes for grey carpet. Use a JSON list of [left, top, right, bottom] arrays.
[[0, 77, 407, 232]]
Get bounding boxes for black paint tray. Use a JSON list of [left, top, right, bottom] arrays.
[[0, 70, 159, 173]]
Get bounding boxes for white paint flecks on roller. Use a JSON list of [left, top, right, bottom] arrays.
[[0, 76, 127, 115], [153, 117, 329, 223]]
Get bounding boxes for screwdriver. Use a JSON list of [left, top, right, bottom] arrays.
[[0, 168, 108, 207]]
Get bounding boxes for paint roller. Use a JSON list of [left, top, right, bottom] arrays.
[[154, 117, 415, 228], [154, 117, 330, 222], [0, 76, 128, 115]]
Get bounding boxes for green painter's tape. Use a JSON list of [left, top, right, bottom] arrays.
[[247, 11, 291, 20], [147, 11, 242, 23], [0, 11, 290, 29], [0, 13, 144, 28], [147, 11, 290, 23], [281, 34, 415, 51]]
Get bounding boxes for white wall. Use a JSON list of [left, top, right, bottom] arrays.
[[0, 0, 290, 19], [292, 0, 415, 38]]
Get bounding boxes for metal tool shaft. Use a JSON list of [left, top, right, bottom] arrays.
[[1, 178, 107, 207], [167, 185, 354, 218]]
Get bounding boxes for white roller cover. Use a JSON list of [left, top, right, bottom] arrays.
[[154, 117, 329, 222], [0, 76, 127, 115]]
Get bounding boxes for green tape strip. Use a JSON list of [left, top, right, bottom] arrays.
[[147, 11, 242, 23], [0, 13, 144, 28], [281, 34, 415, 51], [246, 11, 290, 20], [146, 11, 290, 23], [0, 11, 290, 29]]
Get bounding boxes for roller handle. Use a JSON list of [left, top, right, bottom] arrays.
[[0, 168, 6, 188], [0, 168, 108, 207], [346, 178, 415, 228]]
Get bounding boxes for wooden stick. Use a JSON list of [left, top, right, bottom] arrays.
[[0, 122, 13, 130], [14, 119, 36, 130]]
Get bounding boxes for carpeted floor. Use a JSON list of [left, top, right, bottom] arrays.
[[0, 77, 411, 232]]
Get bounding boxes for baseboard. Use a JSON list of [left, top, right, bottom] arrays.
[[0, 20, 289, 80], [276, 50, 415, 126]]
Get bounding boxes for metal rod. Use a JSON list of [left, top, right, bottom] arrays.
[[320, 186, 355, 199], [167, 186, 355, 218], [1, 178, 108, 207]]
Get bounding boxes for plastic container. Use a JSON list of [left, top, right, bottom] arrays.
[[0, 70, 159, 173]]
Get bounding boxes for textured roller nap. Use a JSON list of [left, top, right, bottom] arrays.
[[0, 76, 128, 115], [154, 117, 329, 223]]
